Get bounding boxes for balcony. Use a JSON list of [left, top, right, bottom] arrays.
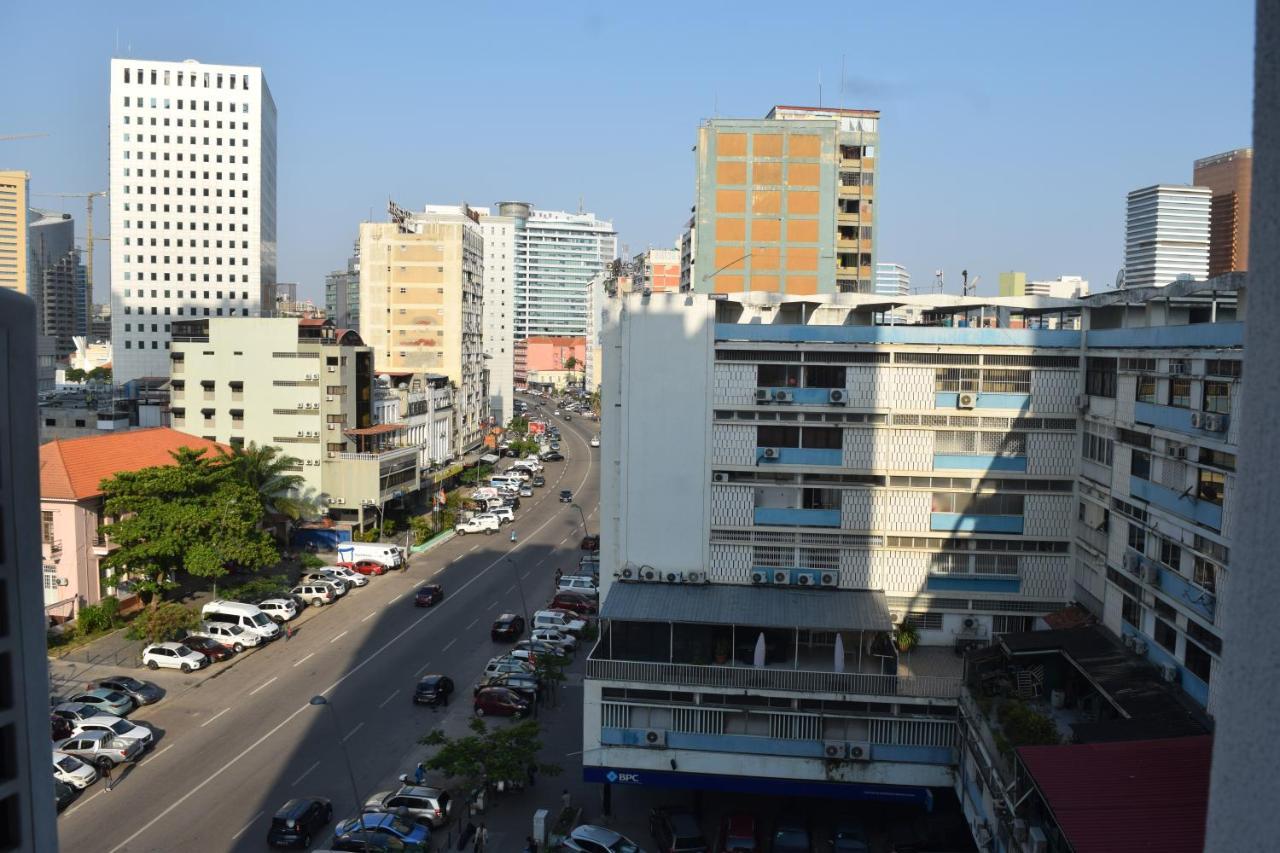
[[755, 447, 842, 466], [755, 386, 840, 405], [753, 507, 841, 528], [934, 392, 1031, 411], [930, 513, 1024, 534], [1133, 401, 1230, 439], [1129, 476, 1222, 531], [933, 454, 1028, 473]]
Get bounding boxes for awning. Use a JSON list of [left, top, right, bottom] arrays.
[[601, 582, 892, 633], [479, 453, 500, 464], [343, 423, 404, 436]]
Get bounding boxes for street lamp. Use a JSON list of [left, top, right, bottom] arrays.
[[505, 556, 530, 629], [570, 503, 589, 540], [309, 696, 362, 821]]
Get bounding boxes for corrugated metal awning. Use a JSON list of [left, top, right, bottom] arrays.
[[600, 582, 892, 632]]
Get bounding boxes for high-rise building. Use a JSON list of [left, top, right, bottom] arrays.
[[109, 58, 278, 384], [358, 204, 487, 453], [0, 170, 30, 299], [692, 105, 878, 295], [506, 203, 616, 340], [634, 247, 681, 292], [679, 216, 696, 292], [1026, 275, 1088, 298], [998, 271, 1027, 296], [0, 289, 58, 852], [476, 204, 520, 425], [1194, 148, 1252, 276], [28, 210, 88, 355], [324, 242, 360, 328], [1124, 185, 1211, 288], [874, 262, 910, 297]]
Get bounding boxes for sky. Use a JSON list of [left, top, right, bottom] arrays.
[[2, 1, 1256, 304]]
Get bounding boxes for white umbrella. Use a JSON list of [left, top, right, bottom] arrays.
[[753, 632, 766, 667], [834, 633, 845, 673]]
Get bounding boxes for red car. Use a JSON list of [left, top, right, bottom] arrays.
[[338, 560, 388, 577], [717, 814, 758, 853], [549, 591, 597, 616], [182, 635, 235, 662], [473, 686, 530, 718]]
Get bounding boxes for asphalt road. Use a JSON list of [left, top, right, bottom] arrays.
[[56, 399, 599, 853]]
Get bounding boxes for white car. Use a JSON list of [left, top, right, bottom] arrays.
[[531, 628, 578, 652], [53, 749, 98, 789], [142, 642, 207, 672], [191, 621, 262, 651], [520, 485, 534, 497], [590, 436, 600, 447], [483, 656, 536, 678], [489, 507, 515, 525], [323, 566, 368, 587], [73, 715, 154, 749], [532, 609, 587, 636], [258, 598, 298, 622], [455, 515, 500, 535]]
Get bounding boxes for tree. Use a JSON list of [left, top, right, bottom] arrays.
[[507, 416, 529, 435], [420, 718, 560, 798], [532, 652, 571, 708], [65, 367, 87, 383], [219, 442, 313, 522], [98, 447, 279, 606], [125, 602, 200, 643], [87, 366, 112, 383]]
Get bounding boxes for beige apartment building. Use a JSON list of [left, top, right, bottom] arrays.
[[359, 204, 487, 453], [0, 170, 30, 297]]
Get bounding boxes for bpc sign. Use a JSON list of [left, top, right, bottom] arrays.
[[604, 770, 642, 785]]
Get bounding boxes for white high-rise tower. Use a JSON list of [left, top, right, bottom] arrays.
[[1123, 184, 1211, 288], [109, 58, 277, 383]]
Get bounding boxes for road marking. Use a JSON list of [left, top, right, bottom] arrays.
[[414, 659, 434, 677], [249, 676, 277, 696], [465, 617, 478, 630], [200, 707, 231, 728], [468, 545, 479, 553], [231, 811, 263, 841], [442, 638, 457, 652], [330, 630, 349, 644], [293, 652, 315, 668], [506, 584, 516, 594], [362, 610, 377, 623], [106, 444, 595, 853], [559, 534, 570, 545], [291, 760, 320, 787], [342, 721, 364, 742], [378, 690, 400, 709], [62, 789, 103, 817], [388, 594, 402, 605], [522, 572, 531, 580], [565, 749, 583, 757]]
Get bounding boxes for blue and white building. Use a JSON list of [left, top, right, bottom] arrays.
[[507, 204, 616, 340]]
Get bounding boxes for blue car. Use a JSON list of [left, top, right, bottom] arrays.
[[334, 813, 429, 848]]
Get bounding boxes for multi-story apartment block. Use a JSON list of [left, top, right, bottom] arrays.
[[358, 204, 487, 454], [586, 275, 1240, 811], [1124, 185, 1211, 288], [109, 58, 278, 384], [325, 242, 360, 328], [1000, 272, 1089, 299], [874, 262, 909, 297], [29, 210, 88, 355], [678, 216, 696, 292], [372, 371, 454, 470], [633, 247, 681, 292], [476, 204, 519, 424], [1193, 148, 1252, 276], [692, 105, 878, 296], [0, 170, 30, 299]]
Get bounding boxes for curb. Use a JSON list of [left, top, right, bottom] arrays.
[[411, 530, 456, 554]]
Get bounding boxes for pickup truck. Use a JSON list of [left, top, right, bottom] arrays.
[[455, 516, 500, 535]]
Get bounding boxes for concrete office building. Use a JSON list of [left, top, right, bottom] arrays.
[[29, 210, 88, 355], [358, 204, 487, 454], [372, 371, 454, 470], [476, 204, 519, 425], [109, 58, 278, 384], [1123, 185, 1211, 288], [692, 105, 879, 296], [1193, 148, 1252, 276], [0, 170, 30, 299], [633, 247, 681, 292], [679, 216, 696, 292], [1003, 273, 1089, 299], [503, 202, 616, 340], [0, 290, 58, 852], [324, 242, 360, 328], [874, 262, 910, 297]]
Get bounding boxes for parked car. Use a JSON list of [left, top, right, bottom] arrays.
[[412, 675, 454, 707], [530, 628, 578, 652], [50, 713, 72, 741], [771, 821, 811, 853], [489, 506, 515, 525], [51, 703, 112, 727], [830, 819, 870, 853], [590, 436, 600, 447], [266, 796, 333, 849], [544, 452, 565, 462], [143, 640, 208, 672], [332, 813, 429, 848], [348, 559, 390, 576], [559, 489, 573, 502], [532, 475, 546, 487], [290, 582, 337, 607], [454, 516, 500, 535], [181, 635, 234, 662], [67, 688, 134, 718], [562, 825, 643, 853], [550, 441, 562, 451], [532, 609, 586, 636], [202, 599, 282, 641], [328, 831, 417, 851], [53, 749, 98, 789], [483, 656, 535, 679], [651, 807, 710, 853], [54, 730, 143, 770], [717, 814, 758, 853], [363, 785, 453, 827], [258, 598, 299, 623], [550, 590, 598, 616], [520, 484, 534, 497], [514, 639, 562, 658], [474, 672, 541, 703], [324, 565, 369, 587], [301, 572, 348, 596], [95, 676, 164, 707], [55, 779, 77, 812], [473, 686, 530, 718], [72, 714, 154, 749], [190, 620, 261, 653], [491, 613, 525, 641], [557, 575, 598, 597], [415, 584, 444, 607]]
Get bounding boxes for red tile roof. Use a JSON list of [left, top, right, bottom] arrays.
[[40, 428, 227, 501], [1017, 736, 1212, 853]]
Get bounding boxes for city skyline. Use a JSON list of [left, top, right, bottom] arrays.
[[2, 1, 1254, 305]]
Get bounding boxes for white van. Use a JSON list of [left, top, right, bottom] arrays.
[[336, 542, 404, 568], [489, 476, 521, 491], [201, 600, 281, 642]]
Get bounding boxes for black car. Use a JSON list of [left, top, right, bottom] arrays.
[[330, 831, 413, 852], [96, 675, 164, 707], [532, 476, 546, 487], [544, 452, 565, 462], [266, 796, 333, 849], [559, 489, 573, 503], [55, 779, 77, 812], [771, 820, 812, 853], [491, 613, 525, 641], [475, 672, 541, 703], [415, 584, 444, 607], [651, 807, 711, 852], [501, 496, 520, 509], [413, 674, 454, 707], [51, 713, 72, 741]]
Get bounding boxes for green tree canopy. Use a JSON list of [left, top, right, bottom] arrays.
[[420, 718, 560, 796], [218, 441, 313, 521], [65, 367, 87, 383]]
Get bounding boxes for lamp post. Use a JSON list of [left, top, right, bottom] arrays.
[[570, 503, 589, 540], [309, 696, 363, 823]]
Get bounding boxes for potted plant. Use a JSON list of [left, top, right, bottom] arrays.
[[894, 623, 919, 654], [714, 637, 731, 665]]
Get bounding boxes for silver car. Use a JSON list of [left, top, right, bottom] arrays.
[[55, 731, 143, 770], [562, 825, 643, 853], [73, 714, 154, 750], [363, 785, 453, 827]]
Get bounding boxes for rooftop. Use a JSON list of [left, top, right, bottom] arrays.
[[40, 428, 226, 501]]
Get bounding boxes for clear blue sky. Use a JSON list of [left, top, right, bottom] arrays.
[[2, 1, 1255, 303]]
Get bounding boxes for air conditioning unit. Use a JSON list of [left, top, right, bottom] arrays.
[[1160, 663, 1179, 684], [296, 430, 305, 437], [890, 611, 902, 623], [712, 472, 730, 483], [619, 567, 634, 580], [1075, 394, 1091, 412], [327, 366, 336, 373], [828, 388, 847, 404], [642, 729, 667, 748], [686, 571, 705, 583], [1131, 637, 1148, 656], [56, 577, 70, 587], [326, 395, 335, 402], [297, 402, 304, 409], [1169, 362, 1188, 375], [791, 569, 822, 587], [1190, 412, 1204, 429], [664, 571, 684, 583], [1142, 563, 1160, 584], [956, 393, 976, 410], [819, 571, 839, 587], [1169, 444, 1187, 460], [750, 570, 769, 584], [755, 388, 770, 402], [327, 424, 335, 431], [847, 741, 872, 761], [327, 452, 336, 459], [822, 741, 848, 760], [772, 569, 790, 585], [639, 567, 660, 582], [1204, 414, 1228, 432], [1123, 552, 1142, 574], [761, 447, 781, 460], [773, 389, 794, 403]]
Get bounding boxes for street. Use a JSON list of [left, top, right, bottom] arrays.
[[56, 404, 600, 853]]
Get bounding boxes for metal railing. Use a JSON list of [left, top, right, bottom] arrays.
[[586, 657, 962, 700]]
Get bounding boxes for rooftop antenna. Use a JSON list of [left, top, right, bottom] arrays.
[[935, 269, 945, 294], [578, 196, 584, 215], [818, 67, 823, 107]]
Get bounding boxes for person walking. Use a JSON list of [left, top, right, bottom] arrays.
[[473, 823, 488, 852], [561, 788, 571, 811], [284, 622, 293, 641], [413, 762, 427, 785], [100, 761, 114, 792]]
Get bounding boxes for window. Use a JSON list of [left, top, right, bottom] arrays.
[[1128, 523, 1146, 554], [1205, 359, 1242, 379], [1085, 357, 1117, 398], [1203, 381, 1231, 414], [1157, 537, 1181, 571], [804, 365, 845, 389], [981, 368, 1031, 394], [1131, 450, 1151, 480], [1121, 594, 1143, 629], [757, 425, 800, 447], [1197, 469, 1225, 506], [1198, 447, 1236, 471], [1193, 556, 1218, 595], [758, 364, 801, 387], [935, 368, 979, 393], [930, 492, 1024, 515], [41, 511, 54, 544], [1167, 378, 1191, 408], [1184, 641, 1213, 683], [1136, 375, 1157, 403], [1153, 617, 1177, 652], [1083, 426, 1114, 465], [903, 613, 943, 630], [800, 427, 842, 449]]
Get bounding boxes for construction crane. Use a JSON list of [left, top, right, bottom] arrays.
[[32, 191, 107, 325], [0, 133, 49, 141]]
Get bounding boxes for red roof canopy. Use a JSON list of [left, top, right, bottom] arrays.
[[40, 428, 227, 501]]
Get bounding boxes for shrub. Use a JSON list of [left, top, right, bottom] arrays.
[[223, 574, 290, 603], [77, 597, 122, 635], [1000, 700, 1060, 749], [125, 602, 200, 643], [300, 554, 326, 569]]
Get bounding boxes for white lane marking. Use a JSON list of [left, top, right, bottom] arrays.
[[378, 690, 400, 709], [291, 760, 320, 787], [200, 707, 231, 728], [293, 652, 315, 668], [442, 639, 457, 652], [465, 617, 478, 630], [522, 572, 531, 580], [231, 811, 264, 841], [565, 749, 584, 757], [414, 660, 434, 677], [63, 789, 103, 817], [468, 545, 479, 553], [506, 585, 516, 594], [107, 439, 596, 853], [139, 744, 173, 767], [490, 600, 502, 611], [388, 594, 403, 605], [330, 630, 349, 644], [249, 676, 277, 696], [342, 722, 364, 742], [362, 611, 377, 623]]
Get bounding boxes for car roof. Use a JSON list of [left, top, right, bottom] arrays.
[[275, 797, 324, 818], [573, 826, 623, 844], [418, 674, 445, 684], [494, 613, 520, 622], [60, 730, 110, 744], [396, 785, 444, 798], [151, 641, 188, 650]]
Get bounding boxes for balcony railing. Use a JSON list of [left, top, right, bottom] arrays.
[[586, 657, 961, 699]]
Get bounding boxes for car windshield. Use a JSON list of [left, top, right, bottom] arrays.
[[174, 645, 192, 655], [251, 613, 272, 626], [774, 831, 808, 847], [55, 756, 79, 771], [109, 720, 132, 734], [112, 677, 142, 690]]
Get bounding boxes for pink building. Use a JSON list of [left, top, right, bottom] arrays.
[[40, 428, 225, 621], [523, 336, 587, 391]]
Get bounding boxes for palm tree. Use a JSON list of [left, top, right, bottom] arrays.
[[218, 442, 312, 523]]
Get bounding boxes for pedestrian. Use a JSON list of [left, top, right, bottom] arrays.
[[100, 761, 113, 792], [561, 788, 571, 811], [554, 568, 562, 585], [284, 622, 293, 641], [527, 762, 537, 787], [473, 823, 488, 852]]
